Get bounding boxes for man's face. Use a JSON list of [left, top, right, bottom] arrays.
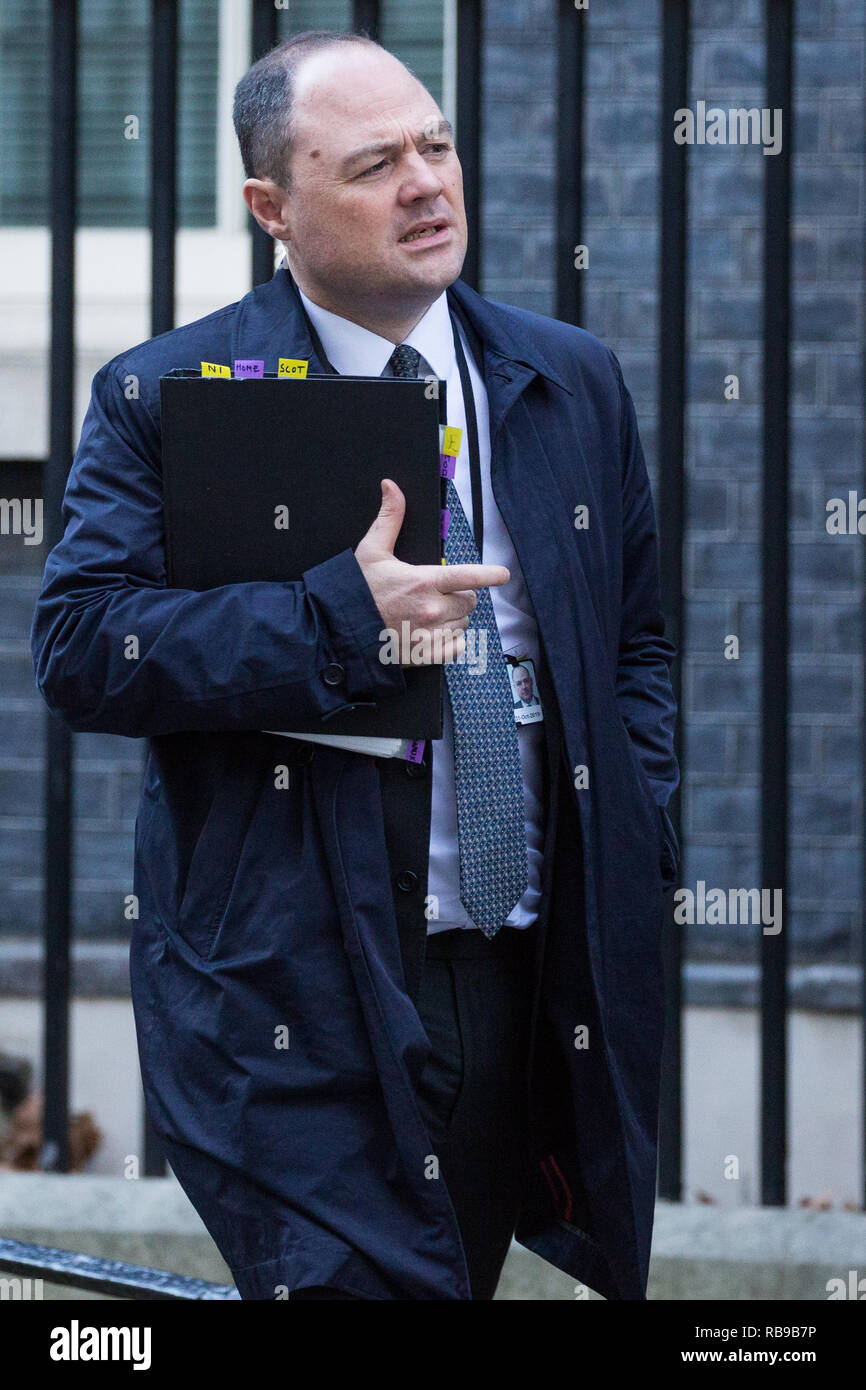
[[276, 46, 468, 309], [515, 669, 532, 702]]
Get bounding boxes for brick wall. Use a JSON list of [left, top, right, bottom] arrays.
[[482, 0, 864, 983]]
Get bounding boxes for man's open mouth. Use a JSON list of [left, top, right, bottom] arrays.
[[399, 223, 448, 243]]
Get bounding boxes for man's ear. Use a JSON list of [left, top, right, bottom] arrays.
[[242, 178, 291, 241]]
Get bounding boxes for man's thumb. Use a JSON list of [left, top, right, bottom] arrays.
[[363, 478, 405, 554]]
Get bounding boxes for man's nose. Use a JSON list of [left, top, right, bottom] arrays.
[[399, 151, 445, 198]]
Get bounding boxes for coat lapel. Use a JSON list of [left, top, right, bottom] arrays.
[[230, 267, 333, 374]]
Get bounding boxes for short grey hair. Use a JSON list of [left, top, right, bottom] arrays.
[[232, 29, 384, 192]]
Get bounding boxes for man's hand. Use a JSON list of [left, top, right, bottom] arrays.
[[354, 479, 509, 666]]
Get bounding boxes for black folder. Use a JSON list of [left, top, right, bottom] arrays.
[[159, 369, 446, 738]]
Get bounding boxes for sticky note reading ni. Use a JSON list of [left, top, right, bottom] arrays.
[[278, 358, 309, 378], [234, 358, 264, 378], [440, 453, 456, 479], [404, 740, 425, 764], [442, 426, 462, 457], [201, 362, 230, 378]]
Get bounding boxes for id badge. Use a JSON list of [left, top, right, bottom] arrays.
[[504, 653, 544, 726]]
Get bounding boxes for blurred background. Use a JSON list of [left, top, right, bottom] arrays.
[[0, 0, 864, 1297]]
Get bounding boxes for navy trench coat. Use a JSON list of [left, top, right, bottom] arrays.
[[31, 266, 679, 1300]]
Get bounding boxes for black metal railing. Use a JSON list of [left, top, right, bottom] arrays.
[[0, 1237, 237, 1300]]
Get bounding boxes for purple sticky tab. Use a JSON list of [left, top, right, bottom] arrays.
[[441, 507, 450, 539], [405, 739, 425, 764], [233, 358, 265, 378], [440, 453, 456, 479]]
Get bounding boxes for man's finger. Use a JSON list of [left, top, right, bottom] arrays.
[[433, 563, 510, 593]]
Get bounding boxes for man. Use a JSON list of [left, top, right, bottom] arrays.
[[512, 663, 541, 709], [31, 31, 679, 1300]]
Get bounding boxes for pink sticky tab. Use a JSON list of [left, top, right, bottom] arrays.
[[233, 359, 265, 378], [405, 739, 425, 764], [440, 453, 456, 479], [441, 507, 450, 539]]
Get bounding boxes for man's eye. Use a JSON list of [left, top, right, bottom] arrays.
[[359, 159, 388, 177], [427, 143, 451, 155]]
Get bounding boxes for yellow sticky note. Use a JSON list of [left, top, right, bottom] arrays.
[[442, 426, 462, 457], [201, 361, 230, 377], [278, 358, 309, 378], [441, 557, 446, 564]]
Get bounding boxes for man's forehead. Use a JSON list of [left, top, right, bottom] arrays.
[[294, 45, 418, 116], [292, 48, 437, 140]]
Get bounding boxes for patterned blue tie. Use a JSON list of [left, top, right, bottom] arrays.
[[386, 342, 528, 937]]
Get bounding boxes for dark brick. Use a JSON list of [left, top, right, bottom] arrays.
[[789, 844, 861, 904], [796, 39, 864, 89], [685, 722, 730, 776], [793, 291, 860, 342], [685, 598, 735, 652], [688, 659, 760, 715], [0, 581, 40, 639], [619, 168, 659, 217], [790, 662, 856, 715], [0, 765, 41, 818], [0, 648, 41, 699], [785, 910, 853, 962], [705, 42, 764, 84], [828, 98, 866, 152], [687, 475, 731, 530], [586, 42, 615, 89], [794, 164, 861, 216], [692, 0, 761, 24], [690, 539, 760, 592], [697, 291, 762, 340], [688, 224, 740, 280], [822, 724, 860, 774], [790, 783, 857, 838], [689, 783, 759, 836], [73, 769, 117, 822], [793, 416, 863, 472], [616, 288, 658, 340]]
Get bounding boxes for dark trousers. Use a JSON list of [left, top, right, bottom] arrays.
[[292, 922, 537, 1301]]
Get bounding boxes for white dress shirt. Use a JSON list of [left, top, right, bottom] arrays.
[[298, 285, 546, 933]]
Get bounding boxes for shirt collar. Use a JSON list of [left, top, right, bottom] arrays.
[[296, 285, 456, 381]]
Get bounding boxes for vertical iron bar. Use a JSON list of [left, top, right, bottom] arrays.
[[862, 35, 866, 1215], [250, 0, 280, 288], [41, 0, 79, 1175], [352, 0, 380, 41], [656, 0, 689, 1203], [760, 0, 793, 1208], [151, 0, 178, 337], [144, 0, 179, 1175], [455, 0, 481, 290], [555, 0, 585, 326]]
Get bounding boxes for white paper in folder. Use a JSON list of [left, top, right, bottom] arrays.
[[263, 730, 417, 759]]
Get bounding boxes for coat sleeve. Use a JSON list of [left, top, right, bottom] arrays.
[[30, 361, 407, 737], [608, 349, 680, 887]]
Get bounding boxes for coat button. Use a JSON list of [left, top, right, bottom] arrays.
[[321, 662, 344, 686], [395, 869, 419, 893], [404, 759, 427, 778]]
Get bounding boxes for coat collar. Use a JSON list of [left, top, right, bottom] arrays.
[[231, 266, 573, 424]]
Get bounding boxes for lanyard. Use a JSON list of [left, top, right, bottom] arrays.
[[300, 294, 485, 557], [449, 311, 484, 559]]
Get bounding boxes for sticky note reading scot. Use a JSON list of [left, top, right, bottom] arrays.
[[278, 358, 309, 378]]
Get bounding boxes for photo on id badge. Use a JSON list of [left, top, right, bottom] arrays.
[[505, 653, 543, 726]]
